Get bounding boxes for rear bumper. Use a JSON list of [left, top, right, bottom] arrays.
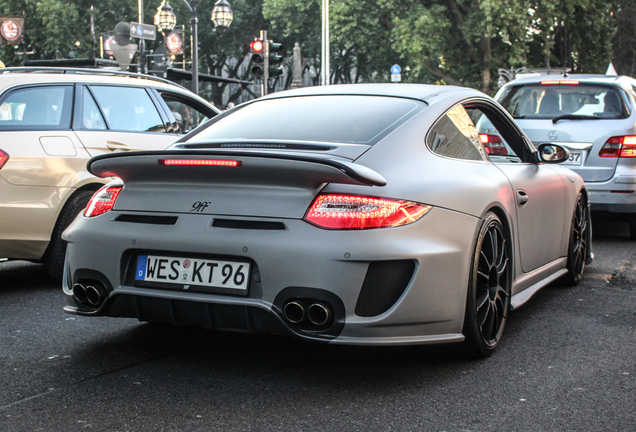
[[588, 186, 636, 213], [62, 206, 478, 346]]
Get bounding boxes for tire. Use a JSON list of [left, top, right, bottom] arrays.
[[42, 190, 95, 282], [457, 212, 511, 358], [562, 193, 590, 285]]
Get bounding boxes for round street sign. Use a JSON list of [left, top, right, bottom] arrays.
[[166, 32, 182, 54], [391, 64, 401, 75], [1, 20, 22, 42]]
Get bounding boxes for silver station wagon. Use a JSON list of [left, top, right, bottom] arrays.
[[493, 74, 636, 236]]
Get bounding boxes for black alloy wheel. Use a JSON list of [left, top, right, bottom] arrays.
[[563, 193, 589, 285], [458, 212, 511, 358]]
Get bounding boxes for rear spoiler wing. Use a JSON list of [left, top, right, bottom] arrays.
[[88, 150, 387, 188]]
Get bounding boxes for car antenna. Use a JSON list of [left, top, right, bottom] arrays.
[[562, 68, 569, 78]]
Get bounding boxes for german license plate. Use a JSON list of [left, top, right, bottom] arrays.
[[562, 150, 584, 165], [135, 254, 250, 291]]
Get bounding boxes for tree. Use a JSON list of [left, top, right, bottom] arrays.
[[0, 0, 620, 99], [612, 0, 636, 75]]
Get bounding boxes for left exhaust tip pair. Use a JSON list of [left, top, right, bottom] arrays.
[[72, 282, 106, 307]]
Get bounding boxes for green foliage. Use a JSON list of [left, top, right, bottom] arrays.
[[613, 0, 636, 76], [0, 0, 621, 96]]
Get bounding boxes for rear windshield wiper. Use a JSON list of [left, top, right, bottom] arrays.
[[552, 114, 601, 124]]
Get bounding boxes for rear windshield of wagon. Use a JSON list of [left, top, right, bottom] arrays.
[[191, 95, 424, 145], [497, 83, 630, 120]]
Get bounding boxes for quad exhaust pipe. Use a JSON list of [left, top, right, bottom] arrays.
[[73, 282, 106, 307], [283, 301, 305, 323], [307, 303, 331, 326], [283, 300, 332, 327]]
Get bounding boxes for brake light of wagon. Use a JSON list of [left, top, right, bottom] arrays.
[[304, 194, 431, 230], [540, 80, 580, 85], [479, 134, 507, 155], [599, 136, 636, 158], [84, 185, 123, 217], [0, 150, 8, 170], [159, 159, 242, 167]]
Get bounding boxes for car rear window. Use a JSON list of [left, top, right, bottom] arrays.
[[497, 83, 629, 120], [192, 95, 423, 145]]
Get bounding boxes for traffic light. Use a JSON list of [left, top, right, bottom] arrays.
[[249, 38, 265, 78], [268, 41, 284, 78]]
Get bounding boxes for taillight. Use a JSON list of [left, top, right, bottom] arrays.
[[0, 150, 9, 170], [479, 134, 507, 155], [84, 185, 123, 217], [540, 80, 580, 85], [304, 194, 431, 230], [159, 159, 242, 167], [599, 136, 636, 158]]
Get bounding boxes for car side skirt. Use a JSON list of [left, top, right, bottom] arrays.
[[510, 262, 568, 310]]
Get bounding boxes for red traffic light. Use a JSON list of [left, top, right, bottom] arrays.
[[250, 40, 264, 53]]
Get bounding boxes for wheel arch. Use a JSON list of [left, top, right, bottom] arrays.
[[48, 182, 104, 245], [484, 204, 515, 264]]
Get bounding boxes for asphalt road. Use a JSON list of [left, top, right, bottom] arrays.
[[0, 216, 634, 431]]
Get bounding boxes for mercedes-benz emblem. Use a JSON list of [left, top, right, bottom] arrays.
[[548, 130, 559, 140]]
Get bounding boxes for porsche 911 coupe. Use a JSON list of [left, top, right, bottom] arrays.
[[62, 84, 592, 358]]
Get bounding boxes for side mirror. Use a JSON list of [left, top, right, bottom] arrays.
[[537, 143, 570, 164]]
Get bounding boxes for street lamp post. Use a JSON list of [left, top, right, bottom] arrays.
[[321, 0, 330, 85], [156, 0, 232, 95], [138, 0, 146, 73]]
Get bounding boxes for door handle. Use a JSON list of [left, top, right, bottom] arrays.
[[516, 190, 529, 207], [106, 141, 131, 152]]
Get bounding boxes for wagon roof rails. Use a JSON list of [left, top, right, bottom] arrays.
[[0, 67, 181, 88]]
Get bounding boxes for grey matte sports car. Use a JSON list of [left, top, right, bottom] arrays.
[[62, 84, 592, 358]]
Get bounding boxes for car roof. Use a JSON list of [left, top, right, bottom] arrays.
[[0, 67, 220, 113], [0, 67, 189, 92], [504, 73, 635, 87], [258, 83, 486, 104]]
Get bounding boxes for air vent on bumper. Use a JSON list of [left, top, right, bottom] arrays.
[[212, 219, 286, 230], [355, 260, 416, 317], [115, 215, 179, 225]]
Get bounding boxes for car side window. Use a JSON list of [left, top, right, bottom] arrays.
[[0, 85, 73, 130], [427, 104, 489, 161], [468, 104, 535, 163], [89, 86, 166, 133], [161, 94, 213, 134], [81, 88, 107, 130]]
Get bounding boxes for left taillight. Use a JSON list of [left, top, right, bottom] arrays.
[[84, 185, 123, 217], [304, 194, 431, 230], [479, 134, 507, 155], [0, 150, 9, 170]]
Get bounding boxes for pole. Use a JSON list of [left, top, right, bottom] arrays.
[[321, 0, 330, 85], [90, 6, 96, 59], [261, 29, 268, 96], [138, 0, 146, 73], [191, 0, 199, 95]]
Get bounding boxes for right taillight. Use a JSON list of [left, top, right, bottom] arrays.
[[599, 136, 636, 158], [84, 185, 123, 217], [0, 150, 9, 170], [304, 194, 431, 230]]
